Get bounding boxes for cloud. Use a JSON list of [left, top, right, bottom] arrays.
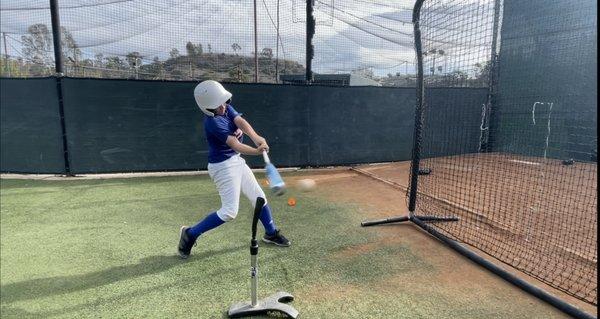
[[1, 0, 494, 76]]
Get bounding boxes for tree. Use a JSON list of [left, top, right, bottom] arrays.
[[186, 42, 195, 56], [231, 43, 241, 55], [186, 42, 203, 56], [148, 56, 163, 79], [441, 70, 468, 85], [94, 53, 104, 67], [169, 48, 180, 59], [125, 51, 142, 79], [60, 27, 80, 63], [125, 51, 142, 69], [21, 24, 82, 74], [105, 56, 126, 70], [474, 60, 492, 86], [21, 24, 53, 66], [0, 58, 25, 77], [207, 44, 212, 54], [260, 48, 273, 59]]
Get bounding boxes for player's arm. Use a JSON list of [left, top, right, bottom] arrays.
[[234, 116, 269, 151], [226, 135, 267, 156]]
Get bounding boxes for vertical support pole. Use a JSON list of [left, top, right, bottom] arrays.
[[275, 0, 280, 83], [306, 0, 315, 83], [50, 0, 63, 76], [250, 253, 258, 306], [250, 197, 264, 307], [254, 0, 259, 83], [2, 32, 9, 76], [482, 0, 502, 152], [408, 0, 426, 214], [50, 0, 72, 176]]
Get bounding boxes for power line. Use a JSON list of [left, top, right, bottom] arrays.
[[315, 0, 412, 36], [261, 0, 287, 59], [1, 0, 136, 11]]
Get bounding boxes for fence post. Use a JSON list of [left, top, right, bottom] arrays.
[[407, 0, 426, 213], [50, 0, 73, 175], [306, 0, 315, 83]]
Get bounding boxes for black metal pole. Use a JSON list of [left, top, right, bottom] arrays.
[[481, 0, 502, 152], [361, 216, 409, 227], [50, 0, 63, 76], [250, 197, 264, 307], [408, 0, 426, 213], [253, 0, 259, 83], [50, 0, 72, 176], [275, 0, 280, 83], [411, 216, 596, 319], [306, 0, 315, 83]]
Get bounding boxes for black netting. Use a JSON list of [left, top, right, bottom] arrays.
[[1, 0, 421, 85], [410, 0, 597, 305], [1, 0, 306, 82], [0, 1, 55, 77], [310, 0, 417, 86]]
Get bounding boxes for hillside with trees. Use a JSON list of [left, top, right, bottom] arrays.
[[1, 23, 491, 87], [0, 23, 305, 83]]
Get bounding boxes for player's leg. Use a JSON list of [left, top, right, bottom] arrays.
[[178, 158, 242, 258], [240, 161, 290, 247]]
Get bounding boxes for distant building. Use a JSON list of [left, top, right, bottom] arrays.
[[279, 73, 381, 86]]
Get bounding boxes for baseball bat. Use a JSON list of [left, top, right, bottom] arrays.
[[262, 151, 286, 196]]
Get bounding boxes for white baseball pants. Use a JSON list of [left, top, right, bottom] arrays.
[[208, 154, 267, 221]]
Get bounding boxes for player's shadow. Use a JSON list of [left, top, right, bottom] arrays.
[[0, 245, 243, 304]]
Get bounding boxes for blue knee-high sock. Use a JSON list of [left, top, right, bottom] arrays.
[[259, 204, 278, 236], [187, 212, 225, 239]]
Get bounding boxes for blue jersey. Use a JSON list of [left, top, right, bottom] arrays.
[[204, 104, 244, 163]]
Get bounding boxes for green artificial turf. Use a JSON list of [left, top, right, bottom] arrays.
[[0, 176, 571, 318]]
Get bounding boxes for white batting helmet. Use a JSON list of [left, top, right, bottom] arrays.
[[193, 80, 232, 117]]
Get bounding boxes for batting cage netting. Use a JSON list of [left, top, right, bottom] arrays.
[[0, 0, 306, 81], [352, 0, 597, 308], [0, 0, 596, 308], [0, 0, 419, 85], [408, 0, 597, 305]]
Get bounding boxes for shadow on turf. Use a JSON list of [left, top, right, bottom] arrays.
[[0, 245, 243, 305]]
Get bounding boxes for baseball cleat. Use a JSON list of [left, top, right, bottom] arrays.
[[178, 226, 196, 259], [262, 230, 290, 247]]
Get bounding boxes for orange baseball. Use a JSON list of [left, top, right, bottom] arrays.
[[287, 197, 296, 206]]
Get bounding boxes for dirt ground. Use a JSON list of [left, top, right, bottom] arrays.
[[282, 162, 597, 316], [3, 157, 596, 316], [353, 153, 598, 305]]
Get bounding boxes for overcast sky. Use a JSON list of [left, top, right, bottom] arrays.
[[0, 0, 494, 76]]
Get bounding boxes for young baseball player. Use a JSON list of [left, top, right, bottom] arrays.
[[178, 80, 290, 259]]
